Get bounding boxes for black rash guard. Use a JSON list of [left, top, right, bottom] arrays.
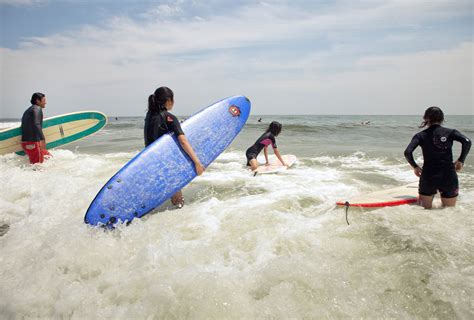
[[246, 132, 277, 156], [404, 125, 471, 169], [21, 105, 45, 142], [144, 110, 184, 147]]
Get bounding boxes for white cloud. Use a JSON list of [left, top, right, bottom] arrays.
[[141, 3, 184, 21], [302, 42, 473, 115], [1, 1, 472, 117]]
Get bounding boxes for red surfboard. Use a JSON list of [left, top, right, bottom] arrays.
[[336, 182, 419, 208]]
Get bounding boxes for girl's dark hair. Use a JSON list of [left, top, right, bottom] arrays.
[[30, 92, 45, 105], [148, 87, 174, 112], [266, 121, 282, 136], [420, 106, 444, 128]]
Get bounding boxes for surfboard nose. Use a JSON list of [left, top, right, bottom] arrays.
[[227, 95, 251, 123]]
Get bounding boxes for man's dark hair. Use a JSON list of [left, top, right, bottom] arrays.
[[30, 92, 45, 105]]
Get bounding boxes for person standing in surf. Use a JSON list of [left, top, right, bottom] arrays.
[[246, 121, 287, 171], [144, 86, 205, 208], [404, 106, 471, 209], [21, 92, 51, 164]]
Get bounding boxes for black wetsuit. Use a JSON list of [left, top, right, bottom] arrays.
[[404, 125, 471, 198], [144, 110, 184, 147], [245, 132, 277, 166], [21, 105, 45, 142]]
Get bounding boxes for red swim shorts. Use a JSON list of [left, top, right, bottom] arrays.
[[21, 141, 51, 164]]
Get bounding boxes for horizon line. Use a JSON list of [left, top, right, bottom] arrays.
[[1, 114, 474, 120]]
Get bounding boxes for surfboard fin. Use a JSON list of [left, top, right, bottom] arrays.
[[344, 201, 350, 225]]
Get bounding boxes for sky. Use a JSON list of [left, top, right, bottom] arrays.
[[0, 0, 473, 117]]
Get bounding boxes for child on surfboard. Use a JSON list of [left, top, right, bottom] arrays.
[[144, 87, 205, 208], [246, 121, 287, 171], [404, 106, 471, 209]]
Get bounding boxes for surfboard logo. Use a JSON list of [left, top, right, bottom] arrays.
[[229, 105, 240, 117]]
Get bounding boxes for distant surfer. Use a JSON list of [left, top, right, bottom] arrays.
[[246, 121, 287, 171], [20, 92, 51, 164], [144, 87, 205, 208], [404, 106, 471, 209], [258, 118, 262, 122]]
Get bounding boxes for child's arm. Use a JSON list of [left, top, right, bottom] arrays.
[[264, 146, 269, 165], [273, 147, 287, 166], [177, 135, 205, 175]]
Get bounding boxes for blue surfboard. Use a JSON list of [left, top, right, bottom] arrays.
[[85, 96, 251, 226]]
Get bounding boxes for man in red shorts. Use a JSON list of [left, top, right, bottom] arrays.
[[21, 92, 51, 164]]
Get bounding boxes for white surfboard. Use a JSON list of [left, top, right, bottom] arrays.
[[254, 154, 298, 174], [336, 182, 419, 208]]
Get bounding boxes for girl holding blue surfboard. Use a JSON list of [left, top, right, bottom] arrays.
[[144, 86, 205, 208]]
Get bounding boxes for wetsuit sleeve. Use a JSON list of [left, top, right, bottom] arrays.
[[166, 114, 184, 136], [33, 107, 45, 140], [271, 135, 277, 148], [404, 134, 421, 168], [452, 130, 471, 163]]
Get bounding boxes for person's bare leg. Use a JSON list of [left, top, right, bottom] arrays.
[[249, 159, 259, 171], [171, 190, 184, 208], [419, 194, 435, 209], [441, 196, 457, 207]]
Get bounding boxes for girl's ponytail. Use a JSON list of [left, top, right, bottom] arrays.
[[148, 87, 174, 113]]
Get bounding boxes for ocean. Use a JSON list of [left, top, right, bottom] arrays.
[[1, 115, 473, 318]]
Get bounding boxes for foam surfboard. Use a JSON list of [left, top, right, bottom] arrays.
[[336, 182, 419, 208], [0, 111, 107, 155], [84, 96, 251, 226], [253, 154, 298, 174]]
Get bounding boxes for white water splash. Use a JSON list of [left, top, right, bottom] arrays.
[[0, 149, 473, 318]]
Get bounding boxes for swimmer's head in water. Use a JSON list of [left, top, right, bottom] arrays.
[[420, 106, 444, 128], [267, 121, 282, 136]]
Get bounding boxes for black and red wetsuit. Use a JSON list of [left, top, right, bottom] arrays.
[[245, 131, 277, 166]]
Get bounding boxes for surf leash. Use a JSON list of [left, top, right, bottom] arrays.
[[344, 201, 350, 225]]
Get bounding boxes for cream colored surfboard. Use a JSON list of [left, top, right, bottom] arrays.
[[0, 111, 107, 155], [254, 154, 298, 174]]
